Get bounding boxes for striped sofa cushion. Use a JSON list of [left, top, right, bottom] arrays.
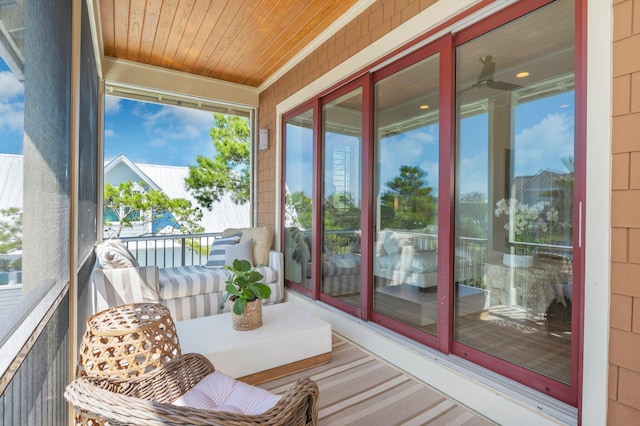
[[159, 266, 228, 300], [321, 274, 361, 297], [304, 253, 361, 278], [93, 266, 160, 310], [158, 265, 279, 300], [205, 233, 241, 268], [161, 292, 223, 322]]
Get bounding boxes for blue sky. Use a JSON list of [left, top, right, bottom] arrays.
[[2, 54, 574, 197], [0, 58, 24, 155], [0, 56, 218, 167], [286, 90, 575, 200], [104, 95, 217, 167]]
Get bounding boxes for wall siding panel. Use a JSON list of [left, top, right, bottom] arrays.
[[257, 0, 436, 229], [610, 0, 640, 422]]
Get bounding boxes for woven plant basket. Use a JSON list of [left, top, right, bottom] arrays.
[[77, 303, 181, 379], [228, 298, 263, 331]]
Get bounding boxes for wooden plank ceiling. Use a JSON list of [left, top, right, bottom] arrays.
[[100, 0, 360, 87]]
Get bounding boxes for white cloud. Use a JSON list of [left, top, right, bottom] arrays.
[[0, 99, 24, 132], [514, 112, 574, 175], [459, 150, 489, 196], [104, 129, 115, 138], [148, 138, 167, 148], [421, 160, 439, 192], [0, 72, 23, 100], [378, 128, 438, 190], [104, 95, 121, 114], [172, 106, 215, 127], [144, 105, 214, 141], [0, 71, 24, 139]]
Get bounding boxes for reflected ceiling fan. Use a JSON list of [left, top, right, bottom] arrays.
[[467, 55, 521, 91]]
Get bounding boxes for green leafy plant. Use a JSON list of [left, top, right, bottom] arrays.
[[104, 181, 203, 237], [186, 113, 251, 208], [220, 259, 271, 315]]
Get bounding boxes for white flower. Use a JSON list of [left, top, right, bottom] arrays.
[[494, 198, 557, 243]]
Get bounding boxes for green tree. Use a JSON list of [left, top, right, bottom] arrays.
[[324, 192, 360, 232], [104, 181, 203, 237], [285, 190, 312, 230], [458, 191, 488, 238], [185, 113, 250, 210], [0, 208, 22, 271], [380, 165, 437, 230]]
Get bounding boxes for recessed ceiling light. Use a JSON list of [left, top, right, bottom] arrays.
[[516, 71, 530, 78], [419, 104, 429, 110]]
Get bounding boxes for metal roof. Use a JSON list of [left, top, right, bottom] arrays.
[[2, 153, 249, 233], [118, 157, 250, 233], [0, 154, 22, 210]]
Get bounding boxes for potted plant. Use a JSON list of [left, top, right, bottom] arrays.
[[220, 259, 272, 330]]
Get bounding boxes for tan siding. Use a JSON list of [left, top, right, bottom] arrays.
[[632, 72, 640, 113], [256, 0, 435, 227], [611, 0, 640, 422], [612, 153, 630, 190]]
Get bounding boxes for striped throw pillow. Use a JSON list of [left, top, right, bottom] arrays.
[[205, 233, 241, 268]]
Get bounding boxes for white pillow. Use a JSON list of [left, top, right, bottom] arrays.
[[172, 371, 281, 415], [205, 233, 241, 268], [95, 239, 139, 269], [382, 233, 412, 255], [225, 238, 254, 266]]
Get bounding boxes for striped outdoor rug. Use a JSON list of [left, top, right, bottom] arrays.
[[258, 334, 494, 425]]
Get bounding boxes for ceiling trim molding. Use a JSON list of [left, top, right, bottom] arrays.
[[258, 0, 377, 93], [86, 0, 103, 80], [276, 0, 486, 115], [103, 57, 260, 107]]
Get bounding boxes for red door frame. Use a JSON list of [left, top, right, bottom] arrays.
[[450, 0, 583, 406], [279, 0, 585, 409]]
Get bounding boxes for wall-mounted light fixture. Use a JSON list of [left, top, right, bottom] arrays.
[[259, 128, 269, 151]]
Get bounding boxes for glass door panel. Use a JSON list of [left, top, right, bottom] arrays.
[[321, 89, 363, 306], [454, 0, 575, 384], [373, 55, 440, 333], [284, 109, 314, 289]]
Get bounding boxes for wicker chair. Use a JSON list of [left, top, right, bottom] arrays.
[[65, 353, 319, 426]]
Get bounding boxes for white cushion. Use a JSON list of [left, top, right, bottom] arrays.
[[225, 238, 254, 266], [95, 239, 139, 269], [172, 371, 281, 415], [223, 227, 273, 266], [206, 233, 241, 268], [410, 251, 438, 273], [382, 233, 412, 255]]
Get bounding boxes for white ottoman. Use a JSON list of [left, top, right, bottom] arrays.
[[175, 302, 332, 384]]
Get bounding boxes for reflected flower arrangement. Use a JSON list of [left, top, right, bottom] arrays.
[[494, 198, 558, 249]]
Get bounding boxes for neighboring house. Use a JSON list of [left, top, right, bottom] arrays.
[[0, 154, 22, 213], [0, 154, 22, 276], [513, 169, 573, 207], [0, 154, 23, 322], [103, 153, 250, 237]]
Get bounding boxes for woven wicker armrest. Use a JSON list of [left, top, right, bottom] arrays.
[[65, 353, 319, 426]]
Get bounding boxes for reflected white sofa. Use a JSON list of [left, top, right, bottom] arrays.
[[374, 229, 440, 289], [374, 229, 477, 289]]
